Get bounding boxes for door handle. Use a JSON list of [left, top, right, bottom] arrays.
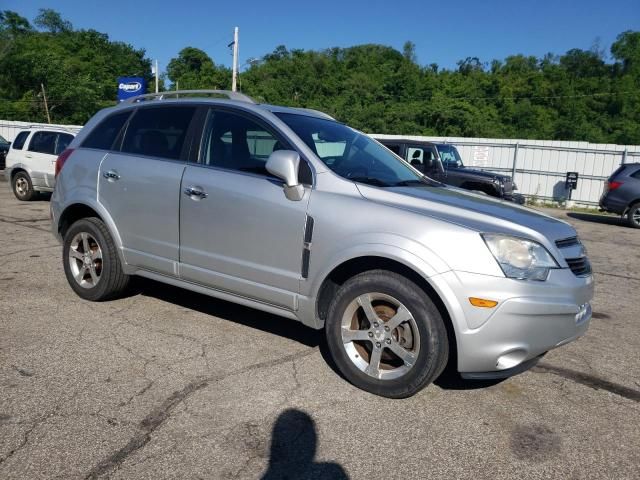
[[183, 186, 208, 199], [103, 170, 120, 181], [25, 154, 33, 158]]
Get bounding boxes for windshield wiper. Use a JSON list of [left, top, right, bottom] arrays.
[[349, 176, 392, 187]]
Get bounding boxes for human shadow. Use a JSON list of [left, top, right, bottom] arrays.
[[137, 278, 321, 348], [261, 409, 348, 480], [567, 212, 628, 227]]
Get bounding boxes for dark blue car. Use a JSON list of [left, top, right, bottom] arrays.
[[599, 163, 640, 228]]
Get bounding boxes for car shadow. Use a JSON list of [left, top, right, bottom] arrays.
[[136, 278, 322, 348], [136, 278, 507, 392], [567, 212, 628, 227]]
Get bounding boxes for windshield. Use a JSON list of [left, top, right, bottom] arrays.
[[437, 144, 463, 168], [275, 113, 426, 187]]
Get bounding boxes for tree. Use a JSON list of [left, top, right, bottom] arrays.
[[34, 8, 72, 33], [166, 47, 230, 90]]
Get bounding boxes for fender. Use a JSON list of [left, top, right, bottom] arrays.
[[56, 195, 133, 274]]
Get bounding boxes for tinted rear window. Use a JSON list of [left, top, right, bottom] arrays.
[[56, 133, 74, 155], [12, 131, 30, 150], [632, 168, 640, 180], [28, 131, 57, 155], [83, 111, 131, 150], [121, 106, 195, 160]]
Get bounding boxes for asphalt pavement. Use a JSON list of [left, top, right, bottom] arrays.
[[0, 176, 639, 479]]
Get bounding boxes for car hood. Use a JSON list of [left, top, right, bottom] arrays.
[[356, 183, 575, 247], [449, 167, 510, 181]]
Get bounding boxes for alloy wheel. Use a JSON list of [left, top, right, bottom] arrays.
[[340, 292, 421, 380], [15, 177, 28, 196], [68, 232, 103, 288]]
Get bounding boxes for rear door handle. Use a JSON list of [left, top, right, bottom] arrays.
[[25, 154, 33, 158], [103, 170, 120, 181], [184, 186, 208, 199]]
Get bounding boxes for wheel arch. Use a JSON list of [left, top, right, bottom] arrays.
[[315, 255, 458, 363], [57, 201, 129, 270]]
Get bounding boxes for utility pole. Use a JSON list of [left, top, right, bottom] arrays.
[[231, 27, 239, 92], [40, 83, 51, 124], [155, 59, 159, 93]]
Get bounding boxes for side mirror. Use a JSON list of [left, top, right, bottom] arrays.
[[266, 150, 305, 201]]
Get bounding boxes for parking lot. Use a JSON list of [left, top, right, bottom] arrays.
[[0, 177, 639, 479]]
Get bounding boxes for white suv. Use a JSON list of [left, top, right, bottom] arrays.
[[5, 128, 76, 200]]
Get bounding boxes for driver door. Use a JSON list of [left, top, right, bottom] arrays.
[[179, 108, 310, 310]]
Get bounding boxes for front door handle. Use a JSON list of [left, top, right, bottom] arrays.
[[103, 170, 120, 181], [184, 186, 208, 199]]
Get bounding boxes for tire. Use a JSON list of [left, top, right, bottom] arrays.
[[62, 217, 130, 301], [12, 171, 35, 201], [325, 270, 449, 398], [627, 203, 640, 229]]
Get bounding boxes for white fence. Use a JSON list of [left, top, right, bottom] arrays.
[[374, 135, 640, 206], [0, 120, 82, 143]]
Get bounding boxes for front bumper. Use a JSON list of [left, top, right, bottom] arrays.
[[430, 268, 593, 375]]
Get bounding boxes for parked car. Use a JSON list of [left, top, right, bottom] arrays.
[[375, 138, 525, 204], [599, 162, 640, 228], [0, 136, 11, 170], [50, 90, 593, 398], [5, 127, 76, 200], [0, 134, 10, 170]]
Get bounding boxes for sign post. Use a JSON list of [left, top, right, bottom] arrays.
[[117, 77, 146, 102], [565, 172, 579, 200]]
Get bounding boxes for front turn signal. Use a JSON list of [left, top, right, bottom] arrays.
[[469, 297, 498, 308]]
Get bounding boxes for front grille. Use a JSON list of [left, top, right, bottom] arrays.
[[566, 257, 592, 276], [555, 236, 580, 249]]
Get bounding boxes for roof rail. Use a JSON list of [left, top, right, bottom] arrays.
[[123, 89, 256, 104]]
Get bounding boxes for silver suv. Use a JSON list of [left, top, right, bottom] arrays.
[[51, 90, 593, 398]]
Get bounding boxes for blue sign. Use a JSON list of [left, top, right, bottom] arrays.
[[117, 77, 146, 102]]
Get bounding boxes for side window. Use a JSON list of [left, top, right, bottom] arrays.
[[55, 133, 74, 155], [406, 147, 424, 165], [201, 109, 291, 176], [28, 131, 57, 155], [384, 144, 401, 155], [122, 106, 196, 160], [82, 111, 131, 150], [12, 131, 30, 150]]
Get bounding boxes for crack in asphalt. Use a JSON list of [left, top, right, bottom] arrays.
[[594, 271, 640, 282], [533, 363, 640, 402], [0, 215, 50, 232], [83, 348, 316, 479]]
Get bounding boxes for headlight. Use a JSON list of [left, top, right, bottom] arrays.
[[482, 234, 559, 281]]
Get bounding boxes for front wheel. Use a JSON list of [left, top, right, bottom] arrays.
[[62, 217, 130, 301], [626, 203, 640, 229], [325, 270, 449, 398]]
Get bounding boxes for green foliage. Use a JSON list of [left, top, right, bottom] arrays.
[[0, 7, 638, 144], [166, 47, 230, 90], [0, 9, 151, 124]]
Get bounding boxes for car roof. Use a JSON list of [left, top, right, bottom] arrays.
[[113, 91, 336, 122], [373, 136, 437, 146]]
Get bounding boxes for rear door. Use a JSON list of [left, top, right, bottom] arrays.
[[26, 131, 58, 187], [98, 105, 197, 276], [179, 107, 310, 309]]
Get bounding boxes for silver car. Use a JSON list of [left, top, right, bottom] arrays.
[[50, 90, 593, 398]]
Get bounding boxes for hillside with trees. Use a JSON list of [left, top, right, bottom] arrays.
[[1, 9, 639, 144]]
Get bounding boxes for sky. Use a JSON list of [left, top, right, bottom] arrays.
[[4, 0, 640, 75]]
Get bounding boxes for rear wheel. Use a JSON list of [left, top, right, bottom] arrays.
[[325, 270, 449, 398], [62, 217, 130, 301], [12, 171, 35, 201], [627, 203, 640, 229]]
